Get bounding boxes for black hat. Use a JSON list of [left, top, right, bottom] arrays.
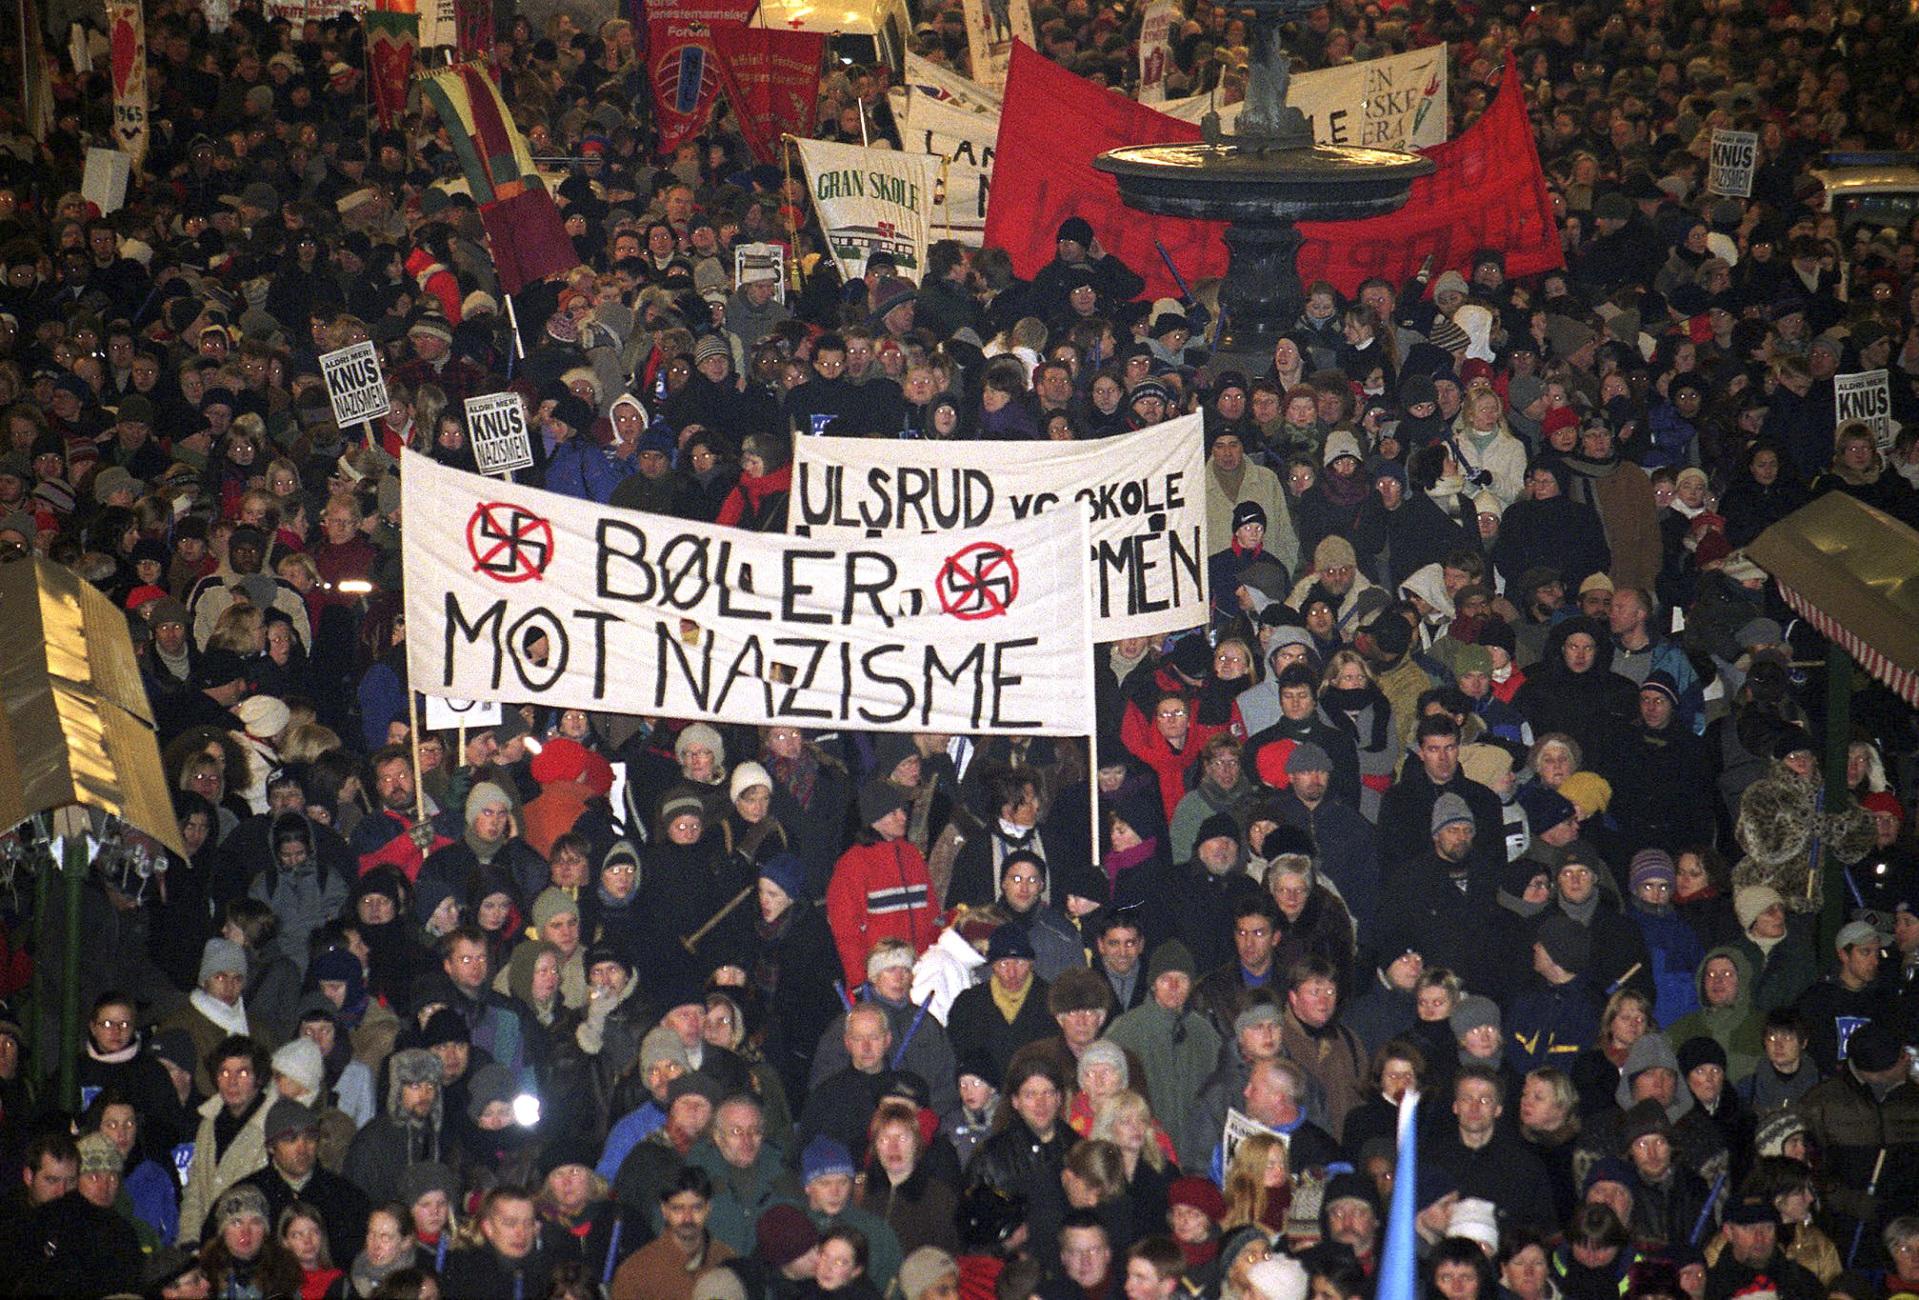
[[1195, 811, 1240, 849], [1231, 500, 1267, 531], [858, 778, 911, 826], [1057, 216, 1094, 246], [986, 925, 1036, 963], [1535, 914, 1592, 974], [1366, 612, 1413, 659], [1677, 1036, 1727, 1076], [193, 647, 249, 689], [1845, 1020, 1903, 1073], [1724, 1196, 1780, 1226]]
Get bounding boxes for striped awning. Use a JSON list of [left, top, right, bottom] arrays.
[[1747, 493, 1919, 709]]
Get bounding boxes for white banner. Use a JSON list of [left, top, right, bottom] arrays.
[[465, 391, 534, 477], [401, 450, 1097, 735], [417, 0, 455, 46], [422, 695, 503, 730], [1161, 45, 1449, 150], [900, 51, 1001, 113], [788, 415, 1208, 639], [899, 90, 995, 246], [107, 0, 147, 165], [1708, 129, 1757, 199], [1136, 0, 1176, 104], [1834, 369, 1893, 449], [793, 138, 942, 280], [960, 0, 1033, 91], [320, 340, 390, 427]]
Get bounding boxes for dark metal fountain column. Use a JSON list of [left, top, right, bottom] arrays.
[[1094, 3, 1434, 361]]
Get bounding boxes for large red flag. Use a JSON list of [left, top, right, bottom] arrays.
[[711, 25, 824, 164], [983, 42, 1561, 301]]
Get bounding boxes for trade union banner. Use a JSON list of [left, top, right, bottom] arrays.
[[793, 138, 942, 278], [900, 51, 1002, 113], [401, 451, 1097, 736], [984, 44, 1560, 300], [788, 414, 1208, 639], [1159, 44, 1450, 150], [710, 25, 825, 165]]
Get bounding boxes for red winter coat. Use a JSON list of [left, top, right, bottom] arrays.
[[825, 837, 938, 988], [1120, 699, 1226, 823]]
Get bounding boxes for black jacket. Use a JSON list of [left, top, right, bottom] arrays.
[[946, 976, 1056, 1085]]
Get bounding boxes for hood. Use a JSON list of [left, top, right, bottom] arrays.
[[1693, 944, 1755, 1014], [1399, 562, 1455, 622], [1612, 1033, 1695, 1122], [1539, 614, 1618, 677]]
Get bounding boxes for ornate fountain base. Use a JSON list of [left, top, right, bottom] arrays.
[[1094, 140, 1435, 363]]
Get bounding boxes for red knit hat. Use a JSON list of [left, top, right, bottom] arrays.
[[1541, 406, 1580, 436], [1861, 791, 1904, 825], [1169, 1175, 1227, 1221]]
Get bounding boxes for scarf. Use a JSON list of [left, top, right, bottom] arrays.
[[768, 747, 820, 810], [191, 987, 249, 1037], [463, 827, 505, 864], [1318, 469, 1372, 509], [347, 1244, 415, 1299], [1212, 460, 1247, 499], [1104, 836, 1157, 895], [1320, 685, 1394, 752], [156, 641, 192, 680], [1499, 889, 1547, 918], [1559, 894, 1600, 927], [88, 1037, 141, 1065], [990, 973, 1033, 1024], [1109, 642, 1151, 683]]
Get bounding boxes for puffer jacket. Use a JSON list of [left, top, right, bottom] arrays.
[[1797, 1068, 1919, 1270]]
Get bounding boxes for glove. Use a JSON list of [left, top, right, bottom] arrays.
[[1469, 468, 1494, 488], [407, 821, 436, 851]]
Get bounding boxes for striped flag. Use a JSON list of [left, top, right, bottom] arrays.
[[18, 0, 51, 141], [420, 64, 579, 294]]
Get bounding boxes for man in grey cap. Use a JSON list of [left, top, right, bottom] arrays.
[[235, 1098, 369, 1252], [1794, 920, 1892, 1074], [1375, 786, 1501, 994], [1269, 737, 1380, 938], [1242, 663, 1361, 806], [1184, 992, 1291, 1166]]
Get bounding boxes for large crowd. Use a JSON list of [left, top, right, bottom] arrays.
[[1, 0, 1918, 1297]]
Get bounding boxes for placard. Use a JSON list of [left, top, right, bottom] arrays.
[[1222, 1107, 1285, 1171], [1160, 44, 1450, 150], [465, 391, 535, 477], [82, 148, 130, 215], [960, 0, 1034, 91], [1834, 369, 1893, 449], [401, 450, 1097, 736], [900, 91, 995, 245], [734, 242, 787, 303], [320, 340, 391, 427], [1708, 129, 1757, 199], [1136, 0, 1176, 104], [789, 414, 1209, 639], [423, 695, 504, 729]]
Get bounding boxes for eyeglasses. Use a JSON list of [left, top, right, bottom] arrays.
[[92, 1018, 132, 1031], [1156, 708, 1188, 720], [720, 1124, 764, 1139]]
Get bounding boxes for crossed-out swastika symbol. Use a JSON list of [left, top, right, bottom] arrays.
[[935, 541, 1018, 620], [466, 503, 554, 583]]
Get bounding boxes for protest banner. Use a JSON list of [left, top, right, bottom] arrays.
[[422, 695, 502, 730], [320, 340, 391, 427], [789, 415, 1208, 639], [1159, 44, 1449, 150], [960, 0, 1033, 90], [465, 391, 534, 477], [901, 51, 1002, 112], [1835, 370, 1893, 449], [401, 450, 1097, 736], [984, 45, 1557, 300], [1136, 0, 1176, 104], [899, 90, 995, 244], [106, 0, 147, 166], [1708, 129, 1758, 199], [711, 25, 825, 164], [366, 1, 417, 133], [734, 242, 787, 302], [793, 138, 942, 278]]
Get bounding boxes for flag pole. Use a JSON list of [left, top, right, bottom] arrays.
[[1376, 1091, 1422, 1300]]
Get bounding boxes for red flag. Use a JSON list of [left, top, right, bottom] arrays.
[[453, 0, 491, 62], [480, 188, 580, 295], [711, 26, 824, 164], [983, 43, 1561, 301], [646, 19, 727, 155], [366, 8, 418, 133]]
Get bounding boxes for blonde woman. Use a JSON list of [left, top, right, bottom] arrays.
[[207, 602, 266, 656], [1089, 1088, 1178, 1219], [1221, 1130, 1290, 1234], [1319, 648, 1399, 819]]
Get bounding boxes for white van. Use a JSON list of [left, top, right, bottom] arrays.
[[1809, 151, 1919, 235], [753, 0, 915, 73]]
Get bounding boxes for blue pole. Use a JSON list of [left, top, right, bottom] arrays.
[[1375, 1093, 1422, 1300]]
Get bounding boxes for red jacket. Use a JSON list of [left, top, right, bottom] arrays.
[[825, 837, 938, 988], [1120, 698, 1226, 823]]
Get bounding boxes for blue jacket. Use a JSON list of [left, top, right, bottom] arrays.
[[538, 435, 631, 503], [1629, 905, 1705, 1026], [1505, 974, 1603, 1075]]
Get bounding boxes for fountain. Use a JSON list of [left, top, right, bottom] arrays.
[[1094, 1, 1435, 360]]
